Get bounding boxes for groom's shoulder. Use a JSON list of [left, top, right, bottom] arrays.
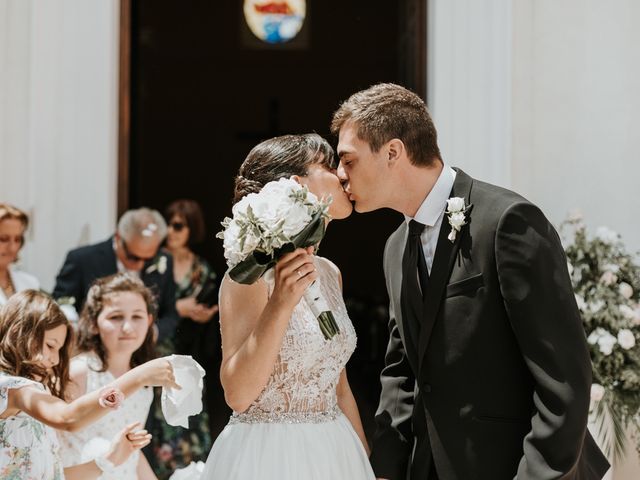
[[470, 176, 536, 217]]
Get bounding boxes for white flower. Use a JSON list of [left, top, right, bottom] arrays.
[[590, 383, 605, 402], [633, 304, 640, 326], [445, 197, 469, 242], [282, 203, 312, 237], [146, 255, 168, 275], [446, 197, 466, 212], [588, 300, 605, 313], [619, 282, 633, 299], [218, 177, 330, 268], [602, 263, 621, 274], [596, 226, 619, 244], [59, 303, 79, 323], [617, 329, 636, 350], [574, 294, 587, 312], [448, 212, 466, 230], [599, 270, 618, 286], [620, 304, 636, 321], [157, 256, 167, 274], [587, 328, 617, 356]]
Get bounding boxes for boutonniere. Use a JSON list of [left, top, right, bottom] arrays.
[[446, 197, 472, 242], [146, 255, 167, 275], [56, 296, 79, 323]]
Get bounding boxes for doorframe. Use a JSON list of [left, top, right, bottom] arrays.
[[117, 0, 131, 217]]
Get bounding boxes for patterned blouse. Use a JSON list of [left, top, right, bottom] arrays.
[[0, 373, 64, 480]]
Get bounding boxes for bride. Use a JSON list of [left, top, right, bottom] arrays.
[[201, 133, 375, 479]]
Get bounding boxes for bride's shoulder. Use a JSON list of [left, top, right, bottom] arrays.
[[315, 256, 342, 281], [219, 272, 270, 300]]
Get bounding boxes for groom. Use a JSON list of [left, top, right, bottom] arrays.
[[332, 84, 609, 480]]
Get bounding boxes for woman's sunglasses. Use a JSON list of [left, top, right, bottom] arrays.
[[169, 221, 186, 232]]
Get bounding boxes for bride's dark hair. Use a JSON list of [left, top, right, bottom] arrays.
[[233, 134, 335, 204]]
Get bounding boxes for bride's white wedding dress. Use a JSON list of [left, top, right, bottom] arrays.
[[202, 256, 375, 479]]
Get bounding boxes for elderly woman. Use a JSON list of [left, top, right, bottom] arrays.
[[0, 203, 39, 305]]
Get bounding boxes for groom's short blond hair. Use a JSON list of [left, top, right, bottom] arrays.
[[331, 83, 441, 167]]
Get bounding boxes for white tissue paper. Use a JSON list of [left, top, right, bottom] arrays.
[[162, 355, 206, 428], [168, 460, 205, 480], [79, 436, 111, 462]]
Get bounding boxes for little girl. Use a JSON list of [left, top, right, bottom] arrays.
[[0, 289, 178, 480], [59, 273, 160, 479]]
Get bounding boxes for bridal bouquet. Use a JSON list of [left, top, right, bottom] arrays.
[[217, 177, 340, 339], [562, 214, 640, 462]]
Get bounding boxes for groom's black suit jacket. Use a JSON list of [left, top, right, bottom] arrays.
[[370, 169, 609, 480], [52, 237, 179, 342]]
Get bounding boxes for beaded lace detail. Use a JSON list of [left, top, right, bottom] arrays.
[[233, 257, 356, 423]]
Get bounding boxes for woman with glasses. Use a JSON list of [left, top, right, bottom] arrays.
[[0, 203, 39, 305], [149, 199, 223, 479]]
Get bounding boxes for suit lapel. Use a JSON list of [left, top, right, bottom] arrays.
[[417, 169, 474, 372]]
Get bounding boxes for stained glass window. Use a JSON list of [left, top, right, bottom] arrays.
[[243, 0, 306, 44]]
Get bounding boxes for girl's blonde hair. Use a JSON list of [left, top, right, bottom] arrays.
[[76, 273, 157, 371], [0, 290, 73, 399]]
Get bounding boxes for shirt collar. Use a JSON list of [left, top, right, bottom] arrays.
[[404, 165, 456, 227]]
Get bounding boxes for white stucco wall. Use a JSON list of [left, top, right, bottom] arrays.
[[429, 0, 640, 255], [0, 0, 120, 291]]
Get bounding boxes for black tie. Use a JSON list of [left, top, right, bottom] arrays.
[[401, 220, 429, 351]]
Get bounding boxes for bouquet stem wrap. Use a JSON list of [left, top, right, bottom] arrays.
[[303, 280, 340, 340]]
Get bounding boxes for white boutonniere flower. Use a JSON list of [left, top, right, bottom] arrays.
[[146, 255, 167, 275], [56, 296, 79, 323], [446, 197, 470, 242]]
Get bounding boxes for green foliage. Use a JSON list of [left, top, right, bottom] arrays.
[[562, 216, 640, 462]]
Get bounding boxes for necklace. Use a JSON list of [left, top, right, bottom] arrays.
[[0, 273, 14, 295]]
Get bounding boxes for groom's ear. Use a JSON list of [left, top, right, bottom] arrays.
[[291, 175, 303, 185], [387, 139, 405, 166]]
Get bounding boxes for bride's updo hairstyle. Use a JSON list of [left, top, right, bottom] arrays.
[[233, 133, 335, 205]]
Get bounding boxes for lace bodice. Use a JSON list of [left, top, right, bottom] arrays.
[[236, 256, 357, 419]]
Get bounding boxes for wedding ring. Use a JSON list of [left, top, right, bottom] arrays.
[[296, 269, 302, 277]]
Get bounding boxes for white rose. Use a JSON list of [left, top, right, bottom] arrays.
[[620, 304, 636, 321], [617, 329, 636, 350], [157, 256, 167, 274], [600, 270, 618, 286], [446, 197, 465, 212], [603, 263, 621, 274], [590, 383, 605, 402], [588, 300, 605, 313], [449, 212, 466, 230], [596, 226, 619, 244], [282, 205, 312, 238], [634, 304, 640, 326], [619, 282, 633, 299], [588, 328, 617, 355], [598, 331, 617, 356], [59, 304, 79, 324]]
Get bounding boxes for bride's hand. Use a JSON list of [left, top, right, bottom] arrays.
[[270, 247, 317, 310]]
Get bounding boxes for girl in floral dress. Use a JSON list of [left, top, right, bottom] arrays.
[[0, 289, 178, 480], [58, 273, 159, 479]]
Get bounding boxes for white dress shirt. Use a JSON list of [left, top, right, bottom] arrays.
[[0, 265, 40, 305], [403, 165, 456, 274]]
